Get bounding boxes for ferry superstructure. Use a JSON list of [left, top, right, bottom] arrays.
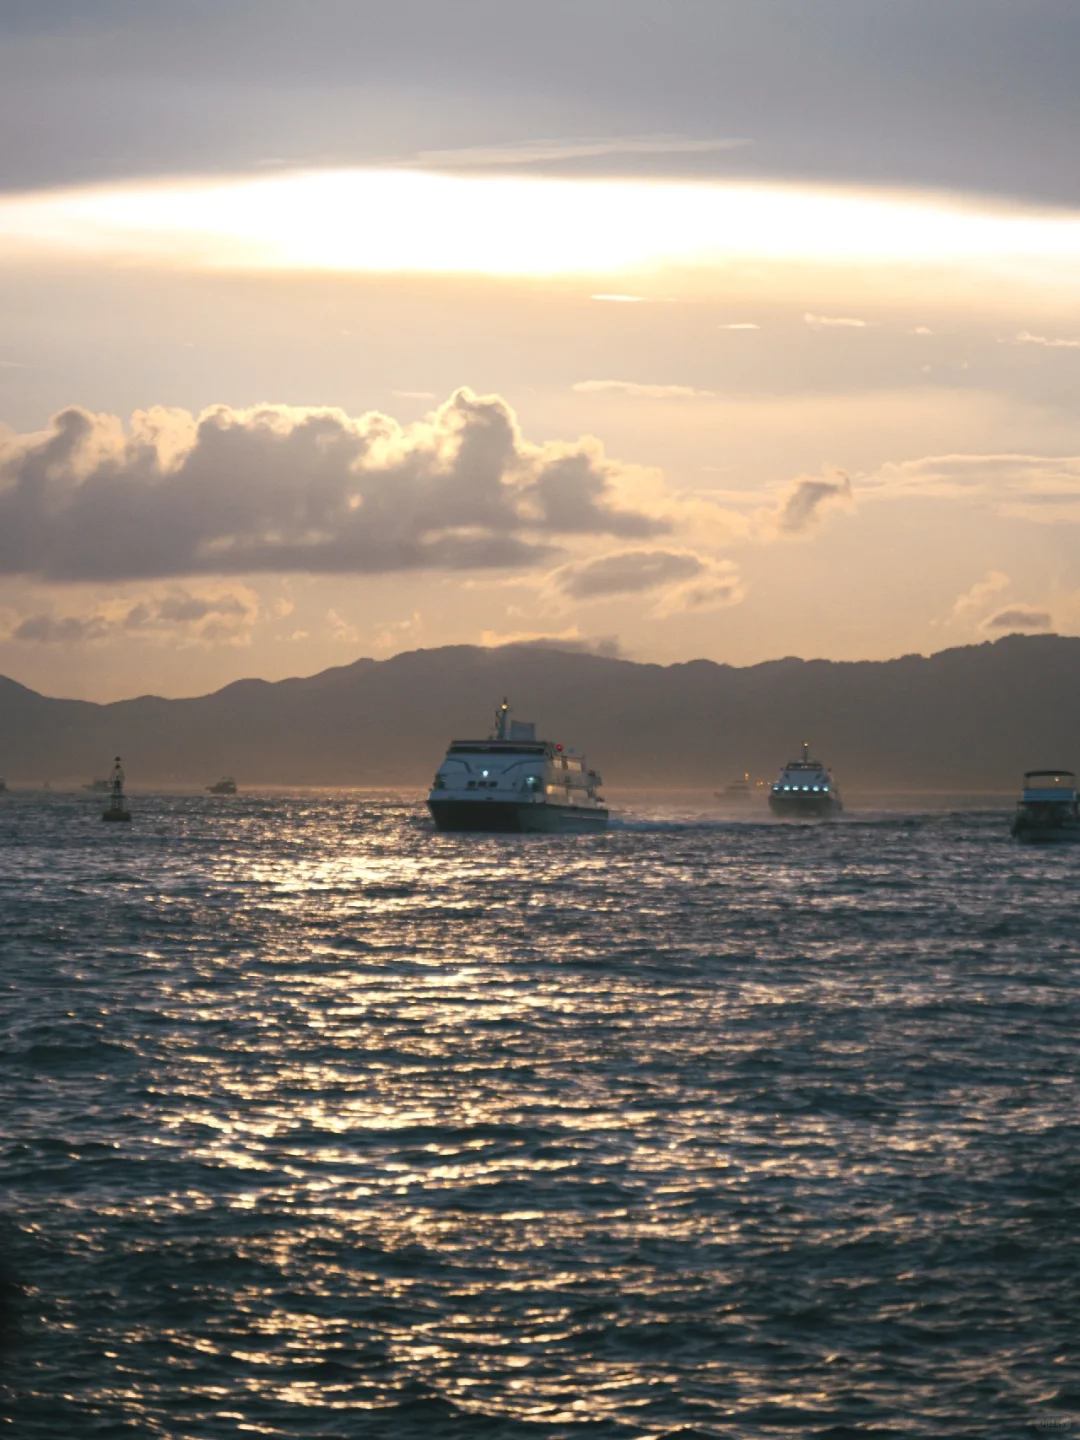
[[428, 700, 608, 833], [768, 742, 842, 818]]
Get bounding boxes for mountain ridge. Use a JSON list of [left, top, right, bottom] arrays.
[[0, 634, 1076, 789]]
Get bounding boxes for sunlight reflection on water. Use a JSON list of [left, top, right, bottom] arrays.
[[1, 791, 1078, 1437]]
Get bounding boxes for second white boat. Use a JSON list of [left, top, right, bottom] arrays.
[[768, 742, 843, 818]]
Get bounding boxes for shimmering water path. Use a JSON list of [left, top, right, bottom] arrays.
[[1, 793, 1078, 1438]]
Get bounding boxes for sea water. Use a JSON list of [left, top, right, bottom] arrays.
[[1, 792, 1077, 1438]]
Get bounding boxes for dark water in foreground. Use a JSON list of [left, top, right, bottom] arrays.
[[1, 793, 1078, 1439]]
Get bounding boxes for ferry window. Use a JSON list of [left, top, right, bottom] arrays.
[[467, 780, 476, 789]]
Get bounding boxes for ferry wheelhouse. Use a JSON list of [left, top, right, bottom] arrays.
[[428, 700, 608, 833], [768, 742, 842, 818], [1011, 769, 1080, 843]]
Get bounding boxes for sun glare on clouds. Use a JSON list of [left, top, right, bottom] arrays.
[[1, 169, 1079, 294]]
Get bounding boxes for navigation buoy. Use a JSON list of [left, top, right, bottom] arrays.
[[102, 756, 131, 823]]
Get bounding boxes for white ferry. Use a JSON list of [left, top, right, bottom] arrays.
[[1011, 769, 1080, 843], [768, 742, 842, 818], [428, 700, 609, 833]]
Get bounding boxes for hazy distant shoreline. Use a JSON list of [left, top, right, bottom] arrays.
[[1, 634, 1075, 793]]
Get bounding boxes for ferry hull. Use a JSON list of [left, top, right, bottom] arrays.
[[768, 794, 842, 819], [428, 799, 608, 834]]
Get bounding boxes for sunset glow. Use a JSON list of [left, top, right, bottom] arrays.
[[3, 168, 1080, 287]]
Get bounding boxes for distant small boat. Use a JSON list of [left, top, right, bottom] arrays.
[[83, 778, 110, 793], [207, 777, 238, 795], [1011, 769, 1080, 843], [102, 757, 131, 823], [717, 773, 752, 803]]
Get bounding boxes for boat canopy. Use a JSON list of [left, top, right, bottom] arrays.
[[449, 740, 547, 755], [1021, 769, 1078, 803]]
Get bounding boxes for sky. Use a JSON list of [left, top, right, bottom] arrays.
[[2, 0, 1080, 701]]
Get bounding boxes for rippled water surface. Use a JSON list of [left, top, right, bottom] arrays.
[[2, 792, 1079, 1438]]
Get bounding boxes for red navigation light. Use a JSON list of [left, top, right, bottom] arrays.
[[556, 744, 563, 751]]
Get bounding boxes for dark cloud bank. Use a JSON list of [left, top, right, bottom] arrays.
[[3, 2, 1080, 206], [0, 389, 665, 582]]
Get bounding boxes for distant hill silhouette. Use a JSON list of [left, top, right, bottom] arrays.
[[0, 635, 1076, 790]]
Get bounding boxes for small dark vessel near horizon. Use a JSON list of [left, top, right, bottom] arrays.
[[768, 743, 843, 819], [84, 777, 111, 793], [207, 777, 238, 795], [102, 757, 131, 823], [717, 773, 753, 804], [1011, 769, 1080, 843]]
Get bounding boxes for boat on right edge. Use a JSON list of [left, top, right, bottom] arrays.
[[768, 742, 843, 819], [1011, 769, 1080, 843]]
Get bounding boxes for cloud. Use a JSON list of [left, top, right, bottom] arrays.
[[866, 453, 1080, 523], [984, 605, 1053, 631], [763, 466, 854, 535], [547, 547, 744, 617], [945, 572, 1051, 636], [649, 567, 744, 617], [479, 626, 623, 658], [949, 570, 1011, 626], [2, 583, 259, 646], [551, 548, 705, 600], [326, 607, 362, 645], [1012, 330, 1080, 349], [719, 322, 760, 330], [804, 313, 869, 329], [910, 326, 934, 335], [572, 380, 714, 399], [12, 613, 112, 644], [412, 135, 749, 168], [373, 611, 423, 656], [591, 294, 648, 303], [0, 388, 666, 583]]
